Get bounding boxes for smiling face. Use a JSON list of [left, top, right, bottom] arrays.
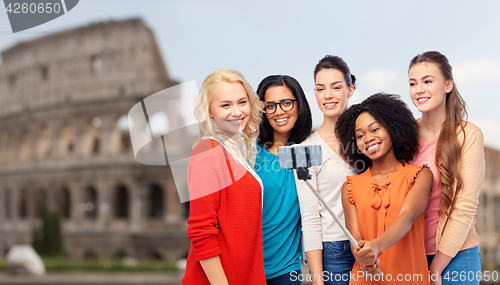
[[314, 68, 354, 118], [355, 112, 393, 161], [408, 62, 453, 114], [264, 85, 299, 140], [209, 81, 250, 136]]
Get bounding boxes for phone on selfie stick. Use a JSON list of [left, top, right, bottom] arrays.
[[278, 145, 360, 250]]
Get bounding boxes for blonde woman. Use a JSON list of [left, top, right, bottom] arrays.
[[182, 69, 266, 285]]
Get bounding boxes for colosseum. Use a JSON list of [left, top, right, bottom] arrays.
[[0, 18, 192, 262]]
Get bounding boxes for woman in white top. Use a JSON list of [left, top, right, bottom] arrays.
[[295, 55, 356, 285]]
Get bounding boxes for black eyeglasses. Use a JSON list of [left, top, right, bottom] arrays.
[[264, 99, 297, 114]]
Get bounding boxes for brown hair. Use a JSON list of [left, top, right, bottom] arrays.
[[409, 51, 468, 218], [314, 55, 356, 88]]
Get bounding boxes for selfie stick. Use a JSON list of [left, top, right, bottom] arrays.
[[293, 147, 360, 250]]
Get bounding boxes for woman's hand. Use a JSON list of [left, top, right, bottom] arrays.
[[430, 276, 442, 285], [429, 251, 452, 285], [354, 240, 381, 268], [359, 257, 381, 275], [429, 266, 443, 285], [429, 269, 442, 285]]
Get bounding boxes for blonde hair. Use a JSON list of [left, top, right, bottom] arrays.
[[193, 68, 263, 165]]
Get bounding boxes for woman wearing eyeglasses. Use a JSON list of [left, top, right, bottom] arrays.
[[254, 75, 312, 285], [295, 55, 356, 285]]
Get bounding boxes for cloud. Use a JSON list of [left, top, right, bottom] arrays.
[[453, 60, 500, 86], [361, 69, 399, 91]]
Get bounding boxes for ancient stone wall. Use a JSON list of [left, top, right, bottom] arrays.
[[0, 18, 191, 262]]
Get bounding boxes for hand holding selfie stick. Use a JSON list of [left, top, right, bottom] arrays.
[[291, 147, 361, 251]]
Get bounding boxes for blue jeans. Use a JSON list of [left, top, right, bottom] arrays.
[[322, 240, 355, 285], [267, 270, 302, 285], [427, 246, 481, 285]]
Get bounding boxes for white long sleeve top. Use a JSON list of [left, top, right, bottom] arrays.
[[295, 131, 356, 252]]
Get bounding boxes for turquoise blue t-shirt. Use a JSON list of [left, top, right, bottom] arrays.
[[254, 142, 302, 279]]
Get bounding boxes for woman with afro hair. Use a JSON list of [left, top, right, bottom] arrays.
[[335, 93, 433, 284]]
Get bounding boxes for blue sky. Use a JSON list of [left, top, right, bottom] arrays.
[[2, 0, 500, 149]]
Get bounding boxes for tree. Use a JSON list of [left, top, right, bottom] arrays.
[[32, 205, 65, 257]]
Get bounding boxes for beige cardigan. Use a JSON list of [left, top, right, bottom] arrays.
[[435, 122, 485, 257]]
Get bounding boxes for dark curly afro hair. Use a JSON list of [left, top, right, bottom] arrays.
[[335, 93, 419, 173]]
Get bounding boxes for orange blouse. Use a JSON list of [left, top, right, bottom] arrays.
[[346, 164, 430, 284]]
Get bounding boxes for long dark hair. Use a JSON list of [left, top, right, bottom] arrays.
[[409, 51, 468, 218], [256, 75, 312, 146]]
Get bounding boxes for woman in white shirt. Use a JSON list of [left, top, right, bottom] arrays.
[[295, 55, 356, 285]]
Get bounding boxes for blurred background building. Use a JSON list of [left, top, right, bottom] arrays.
[[478, 146, 500, 266], [0, 17, 499, 268], [0, 18, 191, 263]]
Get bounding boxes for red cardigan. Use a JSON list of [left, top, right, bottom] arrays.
[[181, 139, 266, 284]]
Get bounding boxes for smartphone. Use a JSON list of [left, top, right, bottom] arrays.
[[278, 145, 322, 169]]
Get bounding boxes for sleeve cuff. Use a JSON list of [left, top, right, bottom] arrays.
[[437, 235, 462, 258], [194, 246, 222, 261], [303, 240, 323, 252]]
